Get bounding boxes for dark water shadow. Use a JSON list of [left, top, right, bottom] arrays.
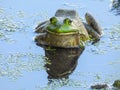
[[110, 0, 120, 15]]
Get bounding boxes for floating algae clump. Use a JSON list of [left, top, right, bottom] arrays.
[[113, 80, 120, 88]]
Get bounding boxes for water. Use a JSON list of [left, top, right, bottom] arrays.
[[0, 0, 120, 90]]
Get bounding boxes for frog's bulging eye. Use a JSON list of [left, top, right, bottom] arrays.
[[63, 18, 72, 25], [50, 17, 58, 25]]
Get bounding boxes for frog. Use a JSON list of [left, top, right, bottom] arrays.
[[35, 9, 103, 48]]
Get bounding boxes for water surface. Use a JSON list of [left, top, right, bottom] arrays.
[[0, 0, 120, 90]]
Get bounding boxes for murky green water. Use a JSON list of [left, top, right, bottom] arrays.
[[0, 0, 120, 90]]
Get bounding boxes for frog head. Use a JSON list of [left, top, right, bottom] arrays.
[[47, 17, 78, 33]]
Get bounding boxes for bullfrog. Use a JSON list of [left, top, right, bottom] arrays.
[[35, 9, 103, 48]]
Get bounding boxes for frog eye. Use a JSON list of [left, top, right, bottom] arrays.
[[63, 18, 72, 25], [50, 17, 58, 24]]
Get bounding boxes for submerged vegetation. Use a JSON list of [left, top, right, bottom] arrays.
[[0, 8, 24, 41], [0, 53, 44, 80], [0, 7, 47, 80]]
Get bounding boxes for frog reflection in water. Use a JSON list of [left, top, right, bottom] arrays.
[[35, 9, 103, 79], [44, 46, 84, 79]]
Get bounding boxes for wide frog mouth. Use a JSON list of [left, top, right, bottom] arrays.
[[46, 17, 79, 33]]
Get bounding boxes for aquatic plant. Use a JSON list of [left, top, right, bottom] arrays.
[[113, 80, 120, 88]]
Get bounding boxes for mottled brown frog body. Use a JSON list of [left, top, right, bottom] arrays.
[[35, 9, 103, 48]]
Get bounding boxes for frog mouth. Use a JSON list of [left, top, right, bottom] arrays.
[[46, 30, 79, 35]]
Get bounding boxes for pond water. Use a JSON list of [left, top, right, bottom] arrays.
[[0, 0, 120, 90]]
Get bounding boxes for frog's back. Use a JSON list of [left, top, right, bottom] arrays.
[[55, 9, 79, 19]]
